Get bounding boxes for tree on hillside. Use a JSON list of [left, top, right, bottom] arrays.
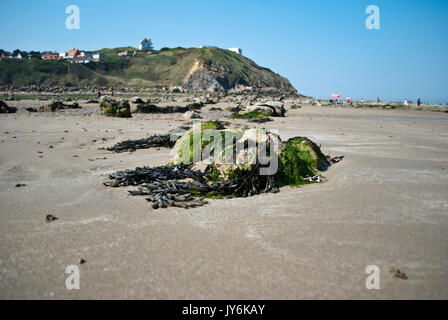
[[28, 51, 42, 59]]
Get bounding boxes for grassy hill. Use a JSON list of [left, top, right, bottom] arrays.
[[0, 47, 296, 93]]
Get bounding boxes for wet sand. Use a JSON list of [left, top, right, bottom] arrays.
[[0, 100, 447, 299]]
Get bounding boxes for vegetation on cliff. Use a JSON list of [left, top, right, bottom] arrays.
[[0, 47, 296, 93]]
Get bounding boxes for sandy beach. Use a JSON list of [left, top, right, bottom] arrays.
[[0, 100, 447, 299]]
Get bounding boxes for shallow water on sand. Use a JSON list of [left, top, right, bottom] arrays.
[[359, 117, 448, 122]]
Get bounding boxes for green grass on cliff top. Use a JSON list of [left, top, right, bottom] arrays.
[[0, 47, 294, 91]]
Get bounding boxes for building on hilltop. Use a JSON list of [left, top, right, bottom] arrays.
[[72, 55, 93, 64], [57, 50, 103, 61], [0, 53, 11, 60], [139, 38, 153, 51], [92, 53, 105, 61], [228, 48, 242, 55], [134, 50, 149, 56], [118, 50, 134, 56], [66, 49, 80, 58], [42, 52, 60, 60]]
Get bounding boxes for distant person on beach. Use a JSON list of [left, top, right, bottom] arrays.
[[377, 97, 380, 104], [404, 100, 408, 106], [417, 98, 421, 106], [346, 97, 351, 104]]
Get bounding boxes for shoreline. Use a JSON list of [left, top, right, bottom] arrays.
[[0, 98, 447, 299]]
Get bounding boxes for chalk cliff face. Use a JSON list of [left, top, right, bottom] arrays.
[[183, 69, 226, 93], [182, 49, 296, 93], [0, 47, 297, 94], [182, 60, 226, 92]]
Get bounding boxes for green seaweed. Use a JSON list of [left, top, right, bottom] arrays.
[[174, 122, 242, 164], [102, 105, 132, 118], [276, 137, 323, 186], [174, 126, 329, 189], [229, 110, 271, 119], [205, 165, 221, 182]]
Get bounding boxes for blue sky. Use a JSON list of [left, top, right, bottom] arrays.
[[0, 0, 447, 102]]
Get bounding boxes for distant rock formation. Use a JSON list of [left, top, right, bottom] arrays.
[[0, 101, 17, 113]]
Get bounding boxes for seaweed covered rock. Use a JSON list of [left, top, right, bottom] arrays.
[[0, 101, 17, 114], [171, 121, 242, 165], [229, 110, 272, 120], [39, 100, 81, 112], [183, 110, 202, 120], [131, 97, 145, 104], [277, 137, 329, 186], [171, 121, 327, 186], [239, 101, 286, 117], [105, 121, 338, 209], [99, 96, 131, 118], [40, 101, 64, 112], [135, 102, 202, 114], [135, 104, 162, 113]]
